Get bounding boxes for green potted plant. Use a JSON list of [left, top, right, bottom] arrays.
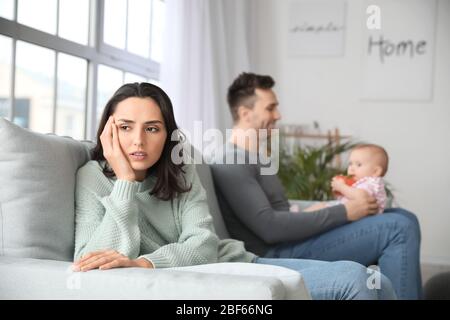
[[278, 141, 355, 200], [278, 140, 395, 205]]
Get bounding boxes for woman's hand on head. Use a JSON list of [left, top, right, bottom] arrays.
[[72, 249, 153, 272], [100, 116, 136, 181]]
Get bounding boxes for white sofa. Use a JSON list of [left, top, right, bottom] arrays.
[[0, 117, 310, 300]]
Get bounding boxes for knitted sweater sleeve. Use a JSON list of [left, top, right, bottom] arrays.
[[73, 163, 142, 261]]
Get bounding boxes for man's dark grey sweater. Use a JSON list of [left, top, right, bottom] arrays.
[[209, 142, 349, 256]]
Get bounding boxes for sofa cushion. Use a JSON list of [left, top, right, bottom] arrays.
[[195, 163, 230, 239], [0, 118, 91, 261], [0, 256, 310, 299], [184, 144, 230, 239], [170, 262, 310, 299]]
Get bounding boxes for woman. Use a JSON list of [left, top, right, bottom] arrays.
[[73, 82, 395, 300]]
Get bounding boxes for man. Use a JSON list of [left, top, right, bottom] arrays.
[[209, 72, 422, 299]]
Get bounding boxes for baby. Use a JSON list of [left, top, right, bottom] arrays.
[[301, 144, 389, 214]]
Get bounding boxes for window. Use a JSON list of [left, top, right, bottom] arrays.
[[97, 64, 124, 121], [103, 0, 127, 49], [103, 0, 161, 59], [127, 0, 151, 57], [58, 0, 90, 45], [56, 53, 87, 139], [124, 72, 147, 84], [151, 0, 165, 62], [15, 41, 55, 132], [18, 0, 58, 35], [148, 78, 161, 87], [0, 0, 165, 139], [0, 35, 12, 119], [0, 0, 14, 20]]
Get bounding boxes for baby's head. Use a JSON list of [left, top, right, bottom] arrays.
[[347, 144, 389, 180]]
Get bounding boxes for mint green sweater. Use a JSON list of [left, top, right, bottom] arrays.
[[74, 160, 256, 268]]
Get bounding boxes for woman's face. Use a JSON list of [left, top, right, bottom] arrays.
[[113, 97, 167, 181]]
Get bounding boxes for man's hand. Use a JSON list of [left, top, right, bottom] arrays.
[[72, 250, 153, 272], [344, 195, 379, 221]]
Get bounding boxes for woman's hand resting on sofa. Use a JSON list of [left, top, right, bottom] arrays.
[[72, 249, 153, 272]]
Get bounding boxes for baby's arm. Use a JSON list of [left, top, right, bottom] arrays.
[[332, 178, 369, 200]]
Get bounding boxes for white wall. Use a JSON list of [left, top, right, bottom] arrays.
[[251, 0, 450, 264]]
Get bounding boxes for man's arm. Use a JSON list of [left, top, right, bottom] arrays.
[[303, 202, 328, 212], [210, 164, 349, 244]]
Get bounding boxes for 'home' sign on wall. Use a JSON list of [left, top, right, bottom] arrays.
[[361, 0, 436, 101]]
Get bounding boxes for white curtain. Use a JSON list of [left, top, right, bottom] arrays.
[[160, 0, 255, 147]]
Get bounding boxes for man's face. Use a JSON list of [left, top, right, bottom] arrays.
[[248, 88, 281, 133]]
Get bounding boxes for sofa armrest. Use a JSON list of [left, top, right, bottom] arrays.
[[0, 256, 310, 300], [170, 262, 310, 300]]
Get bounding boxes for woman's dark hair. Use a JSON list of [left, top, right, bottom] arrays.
[[91, 82, 190, 201], [227, 72, 275, 122]]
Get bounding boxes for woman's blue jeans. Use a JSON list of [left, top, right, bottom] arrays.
[[264, 208, 422, 299], [256, 257, 396, 300]]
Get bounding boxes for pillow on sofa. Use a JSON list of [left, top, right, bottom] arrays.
[[195, 163, 230, 239], [183, 144, 231, 239], [0, 118, 91, 261]]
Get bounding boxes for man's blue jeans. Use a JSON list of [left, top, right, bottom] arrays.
[[264, 208, 422, 299], [256, 257, 396, 300]]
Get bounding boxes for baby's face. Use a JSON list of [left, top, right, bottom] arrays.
[[347, 149, 383, 180]]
